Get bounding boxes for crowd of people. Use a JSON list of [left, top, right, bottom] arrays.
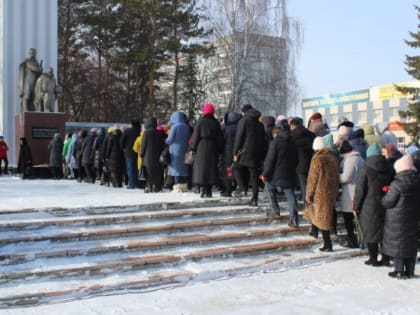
[[4, 104, 420, 280]]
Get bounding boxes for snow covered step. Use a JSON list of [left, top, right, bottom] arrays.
[[0, 205, 262, 231], [0, 213, 292, 245], [0, 223, 309, 264], [0, 237, 320, 284], [0, 197, 253, 216], [0, 245, 363, 308]]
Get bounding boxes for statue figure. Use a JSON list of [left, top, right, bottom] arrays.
[[18, 48, 43, 112], [34, 67, 61, 112]]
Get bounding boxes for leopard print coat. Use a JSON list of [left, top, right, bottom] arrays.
[[303, 148, 340, 231]]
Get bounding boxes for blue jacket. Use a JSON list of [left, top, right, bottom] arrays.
[[166, 111, 191, 177]]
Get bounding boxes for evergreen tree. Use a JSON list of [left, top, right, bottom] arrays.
[[397, 5, 420, 142]]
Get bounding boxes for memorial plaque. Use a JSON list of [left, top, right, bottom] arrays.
[[32, 127, 59, 139]]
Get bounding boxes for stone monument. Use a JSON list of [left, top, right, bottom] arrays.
[[15, 50, 65, 169]]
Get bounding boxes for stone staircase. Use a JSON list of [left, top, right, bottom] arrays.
[[0, 197, 360, 308]]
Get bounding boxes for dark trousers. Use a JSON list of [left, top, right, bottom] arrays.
[[394, 257, 416, 276], [0, 157, 8, 174], [234, 166, 259, 201], [343, 212, 358, 247]]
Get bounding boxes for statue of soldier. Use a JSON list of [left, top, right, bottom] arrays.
[[18, 48, 43, 112], [34, 67, 61, 112]]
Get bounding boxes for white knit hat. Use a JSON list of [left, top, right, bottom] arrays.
[[313, 136, 326, 151], [394, 154, 417, 174]]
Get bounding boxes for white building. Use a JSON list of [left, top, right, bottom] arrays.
[[198, 33, 287, 116], [0, 0, 58, 165]]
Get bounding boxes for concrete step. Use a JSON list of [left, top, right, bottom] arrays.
[[0, 213, 293, 245], [0, 237, 320, 284], [0, 223, 309, 264], [0, 245, 363, 308]]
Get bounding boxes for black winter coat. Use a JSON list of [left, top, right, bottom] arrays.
[[106, 129, 125, 172], [82, 133, 96, 167], [141, 117, 165, 184], [223, 112, 241, 168], [291, 125, 315, 175], [191, 114, 224, 185], [233, 109, 266, 169], [263, 130, 298, 188], [120, 125, 141, 159], [48, 134, 63, 167], [18, 139, 32, 172], [353, 155, 394, 243], [382, 170, 420, 258]]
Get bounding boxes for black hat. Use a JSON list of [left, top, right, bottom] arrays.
[[338, 120, 354, 129], [339, 140, 353, 154], [241, 104, 253, 113]]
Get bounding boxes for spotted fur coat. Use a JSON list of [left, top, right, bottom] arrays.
[[303, 148, 340, 231]]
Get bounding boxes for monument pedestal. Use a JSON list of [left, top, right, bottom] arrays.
[[15, 112, 66, 169]]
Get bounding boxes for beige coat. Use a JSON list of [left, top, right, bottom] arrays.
[[303, 148, 340, 231]]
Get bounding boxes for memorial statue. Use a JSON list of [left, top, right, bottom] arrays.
[[34, 67, 61, 112], [18, 48, 43, 112]]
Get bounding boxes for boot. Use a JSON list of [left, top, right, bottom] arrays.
[[319, 230, 332, 252], [365, 243, 380, 266], [309, 225, 319, 239]]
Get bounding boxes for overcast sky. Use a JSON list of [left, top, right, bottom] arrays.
[[288, 0, 417, 98]]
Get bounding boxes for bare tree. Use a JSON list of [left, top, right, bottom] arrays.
[[199, 0, 302, 116]]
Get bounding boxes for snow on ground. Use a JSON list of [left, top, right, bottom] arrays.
[[1, 175, 420, 314]]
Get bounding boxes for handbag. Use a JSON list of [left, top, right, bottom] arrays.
[[159, 147, 171, 165], [184, 150, 195, 165]]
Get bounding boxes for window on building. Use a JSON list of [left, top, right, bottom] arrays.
[[342, 112, 352, 122], [373, 109, 382, 122], [357, 111, 367, 123], [330, 113, 338, 125], [390, 107, 400, 120]]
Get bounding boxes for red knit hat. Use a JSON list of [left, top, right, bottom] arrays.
[[203, 103, 215, 115], [310, 112, 322, 120]]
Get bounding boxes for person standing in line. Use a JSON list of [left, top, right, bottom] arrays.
[[263, 120, 299, 226], [66, 133, 78, 179], [106, 128, 125, 188], [304, 136, 340, 252], [290, 117, 315, 205], [0, 136, 9, 175], [81, 128, 97, 183], [48, 133, 63, 179], [140, 117, 165, 193], [353, 143, 394, 266], [166, 111, 191, 192], [191, 103, 224, 198], [232, 104, 267, 206], [382, 154, 420, 279], [61, 133, 73, 178], [73, 129, 87, 182], [221, 111, 242, 197], [120, 119, 141, 189], [18, 137, 33, 179], [307, 112, 326, 137], [338, 140, 365, 248]]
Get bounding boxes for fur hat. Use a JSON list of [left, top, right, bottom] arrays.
[[313, 136, 326, 151], [366, 143, 381, 158], [241, 104, 253, 113], [339, 140, 353, 154], [310, 112, 322, 121], [394, 154, 417, 174], [203, 103, 215, 115]]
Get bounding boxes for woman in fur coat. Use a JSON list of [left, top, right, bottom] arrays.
[[304, 136, 340, 251]]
